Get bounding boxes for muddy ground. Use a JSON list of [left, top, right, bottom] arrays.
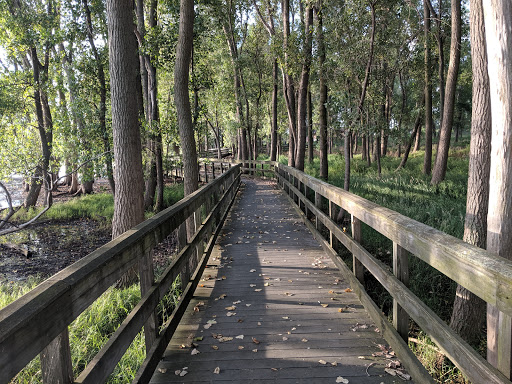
[[0, 179, 178, 283]]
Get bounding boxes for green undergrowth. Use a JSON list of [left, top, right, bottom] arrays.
[[3, 276, 182, 383], [11, 184, 185, 224]]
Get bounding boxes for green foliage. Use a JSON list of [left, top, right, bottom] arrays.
[[2, 277, 182, 383]]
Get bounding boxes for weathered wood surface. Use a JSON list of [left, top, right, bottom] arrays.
[[278, 164, 512, 319], [150, 178, 406, 383]]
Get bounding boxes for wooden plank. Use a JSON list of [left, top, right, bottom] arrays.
[[0, 165, 241, 383], [278, 164, 512, 318], [279, 177, 434, 384], [150, 178, 408, 384], [393, 243, 409, 342], [134, 176, 241, 384], [281, 174, 511, 384]]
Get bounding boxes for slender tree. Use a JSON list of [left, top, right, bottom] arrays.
[[315, 2, 328, 180], [483, 0, 512, 375], [423, 0, 433, 175], [431, 0, 461, 185]]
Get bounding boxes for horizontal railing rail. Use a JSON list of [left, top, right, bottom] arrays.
[[263, 161, 512, 384], [0, 164, 241, 384]]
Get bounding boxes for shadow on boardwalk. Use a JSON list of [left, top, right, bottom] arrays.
[[150, 177, 406, 383]]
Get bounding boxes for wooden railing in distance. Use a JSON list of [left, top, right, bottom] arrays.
[[270, 162, 512, 384], [0, 164, 241, 384]]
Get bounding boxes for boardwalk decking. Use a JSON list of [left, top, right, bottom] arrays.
[[150, 177, 407, 383]]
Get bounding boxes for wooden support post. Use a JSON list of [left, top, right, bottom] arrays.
[[329, 201, 338, 250], [139, 247, 157, 350], [204, 163, 208, 183], [351, 216, 364, 284], [315, 191, 322, 232], [212, 162, 216, 179], [40, 329, 73, 384], [178, 222, 189, 290], [393, 242, 409, 342]]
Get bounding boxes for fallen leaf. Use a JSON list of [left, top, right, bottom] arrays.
[[158, 368, 167, 373], [344, 288, 353, 293], [250, 284, 257, 287], [252, 337, 260, 344], [301, 338, 308, 342], [213, 367, 221, 374], [336, 377, 349, 383], [250, 269, 256, 272], [191, 348, 200, 355], [318, 359, 327, 365], [212, 345, 219, 350], [254, 289, 262, 292], [271, 368, 278, 371], [238, 345, 244, 350], [282, 336, 288, 341], [226, 312, 236, 317], [321, 304, 329, 308], [225, 306, 236, 311], [252, 349, 258, 352], [194, 336, 203, 341], [236, 335, 244, 339], [338, 308, 344, 313], [219, 337, 233, 342], [331, 361, 338, 366]]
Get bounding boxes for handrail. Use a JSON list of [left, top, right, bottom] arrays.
[[266, 161, 512, 384], [0, 163, 241, 384]]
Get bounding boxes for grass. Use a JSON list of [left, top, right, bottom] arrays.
[[1, 182, 186, 383], [11, 184, 185, 224]]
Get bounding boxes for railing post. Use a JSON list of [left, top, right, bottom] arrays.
[[393, 242, 409, 342], [329, 201, 338, 249], [178, 222, 189, 290], [315, 191, 322, 232], [351, 216, 364, 284], [139, 245, 157, 350], [40, 329, 73, 384], [204, 163, 208, 183], [212, 162, 216, 179]]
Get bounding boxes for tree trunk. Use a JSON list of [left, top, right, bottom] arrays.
[[175, 0, 199, 198], [431, 0, 461, 185], [107, 0, 145, 239], [483, 1, 512, 375], [83, 0, 115, 195], [307, 88, 313, 164], [295, 5, 313, 171], [316, 1, 328, 180], [270, 58, 278, 161], [423, 0, 433, 175], [397, 96, 425, 171], [282, 0, 296, 168]]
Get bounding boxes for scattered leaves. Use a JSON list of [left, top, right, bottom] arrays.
[[225, 306, 236, 311], [236, 335, 244, 339]]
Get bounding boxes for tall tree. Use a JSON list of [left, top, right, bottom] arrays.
[[483, 0, 512, 376], [107, 0, 145, 240], [294, 4, 313, 171], [315, 1, 328, 180], [175, 0, 199, 199], [431, 0, 461, 185], [449, 0, 490, 346], [423, 0, 433, 175]]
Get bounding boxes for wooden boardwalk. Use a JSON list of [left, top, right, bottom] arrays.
[[150, 177, 407, 384]]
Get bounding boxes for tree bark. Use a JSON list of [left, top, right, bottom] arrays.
[[423, 0, 433, 175], [83, 0, 115, 195], [431, 0, 461, 185], [450, 3, 491, 335], [307, 89, 313, 164], [295, 5, 313, 171], [270, 58, 278, 161], [107, 0, 145, 239], [175, 0, 199, 198], [282, 0, 297, 167], [483, 1, 512, 375]]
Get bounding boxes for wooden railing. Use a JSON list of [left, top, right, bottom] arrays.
[[269, 161, 512, 384], [0, 164, 241, 384]]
